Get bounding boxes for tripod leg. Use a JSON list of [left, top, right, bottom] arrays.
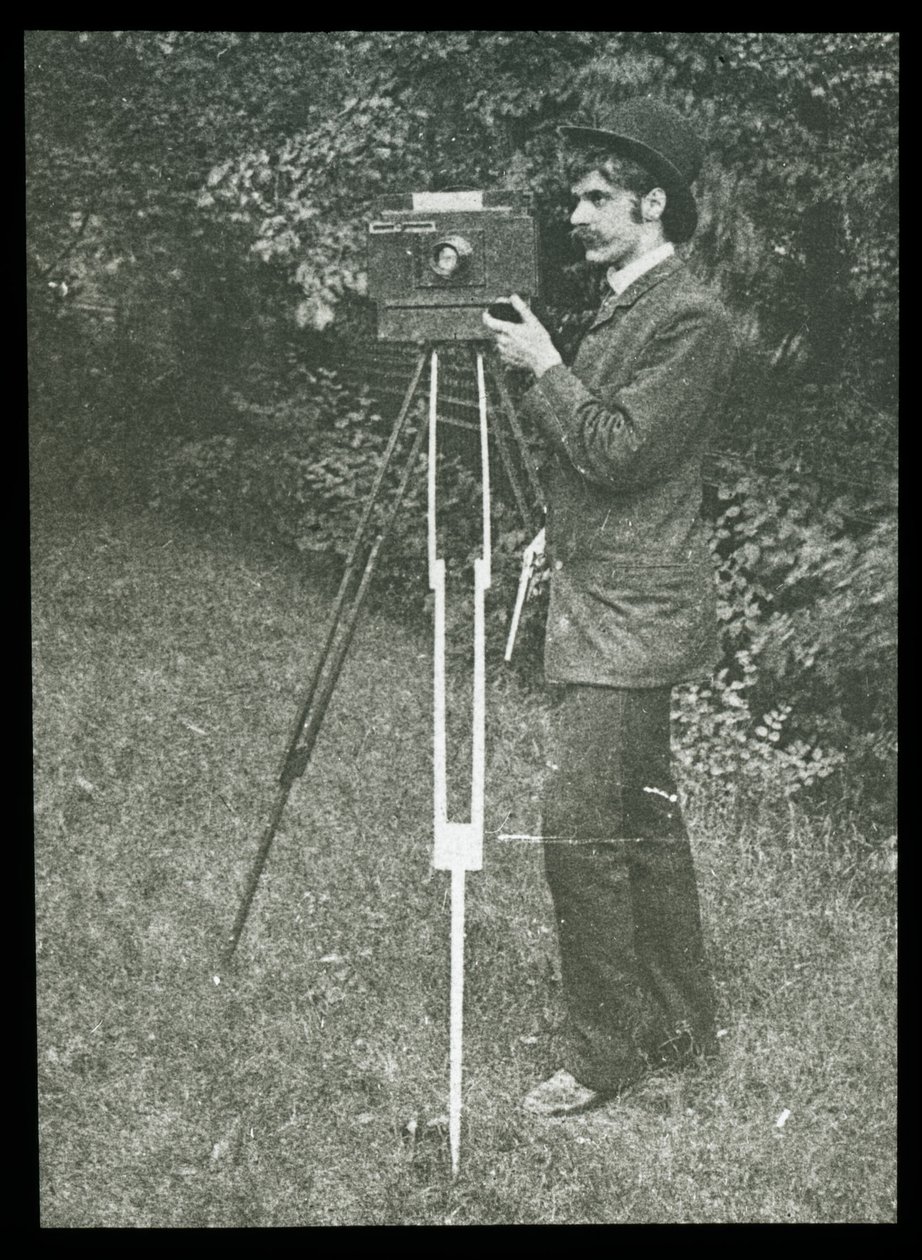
[[431, 350, 492, 1178], [471, 346, 533, 536], [224, 535, 384, 962], [282, 362, 432, 790], [485, 353, 545, 522], [448, 864, 465, 1179], [276, 348, 428, 779], [225, 372, 433, 960]]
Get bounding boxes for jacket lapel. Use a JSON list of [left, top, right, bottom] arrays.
[[588, 255, 684, 331]]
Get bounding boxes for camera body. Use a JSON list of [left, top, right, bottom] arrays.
[[367, 190, 539, 342]]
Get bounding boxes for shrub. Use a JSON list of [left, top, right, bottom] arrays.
[[673, 463, 896, 821], [151, 365, 537, 630]]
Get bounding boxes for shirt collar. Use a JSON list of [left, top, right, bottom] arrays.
[[606, 242, 675, 298]]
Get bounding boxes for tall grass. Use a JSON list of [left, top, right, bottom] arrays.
[[32, 493, 896, 1225]]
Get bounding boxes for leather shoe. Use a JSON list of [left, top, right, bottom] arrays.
[[521, 1069, 610, 1118]]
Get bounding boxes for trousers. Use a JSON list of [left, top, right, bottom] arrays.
[[541, 683, 716, 1093]]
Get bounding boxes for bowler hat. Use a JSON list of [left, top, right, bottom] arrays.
[[560, 98, 702, 241]]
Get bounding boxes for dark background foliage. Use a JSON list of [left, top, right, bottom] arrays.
[[26, 31, 897, 822]]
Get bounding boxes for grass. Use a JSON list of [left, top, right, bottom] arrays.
[[32, 482, 896, 1226]]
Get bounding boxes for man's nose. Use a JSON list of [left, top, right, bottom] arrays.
[[570, 201, 590, 226]]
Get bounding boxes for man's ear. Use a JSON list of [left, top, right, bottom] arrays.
[[641, 187, 667, 223]]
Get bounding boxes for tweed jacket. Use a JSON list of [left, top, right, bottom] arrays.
[[521, 255, 737, 688]]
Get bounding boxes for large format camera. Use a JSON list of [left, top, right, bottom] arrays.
[[367, 190, 539, 341]]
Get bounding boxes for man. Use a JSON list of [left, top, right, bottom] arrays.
[[483, 99, 737, 1116]]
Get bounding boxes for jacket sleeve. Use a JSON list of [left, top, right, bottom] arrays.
[[521, 305, 735, 491]]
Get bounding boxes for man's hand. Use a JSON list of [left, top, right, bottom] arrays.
[[482, 294, 563, 379]]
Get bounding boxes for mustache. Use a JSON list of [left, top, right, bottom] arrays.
[[572, 230, 598, 247]]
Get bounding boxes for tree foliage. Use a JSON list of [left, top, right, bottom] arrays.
[[27, 32, 897, 395], [26, 32, 898, 819]]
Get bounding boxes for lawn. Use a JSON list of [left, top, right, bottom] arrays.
[[32, 489, 896, 1226]]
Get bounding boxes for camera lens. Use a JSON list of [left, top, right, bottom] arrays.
[[428, 235, 473, 280], [433, 244, 460, 277]]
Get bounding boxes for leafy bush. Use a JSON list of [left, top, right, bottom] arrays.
[[152, 366, 537, 625], [673, 464, 896, 819]]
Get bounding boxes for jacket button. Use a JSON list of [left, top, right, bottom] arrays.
[[554, 560, 564, 571]]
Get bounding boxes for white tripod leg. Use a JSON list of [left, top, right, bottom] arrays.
[[429, 348, 491, 1178], [447, 864, 465, 1178]]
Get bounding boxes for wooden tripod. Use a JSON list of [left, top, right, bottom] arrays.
[[224, 342, 543, 1176]]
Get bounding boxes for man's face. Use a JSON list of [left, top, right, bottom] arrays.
[[569, 170, 647, 269]]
